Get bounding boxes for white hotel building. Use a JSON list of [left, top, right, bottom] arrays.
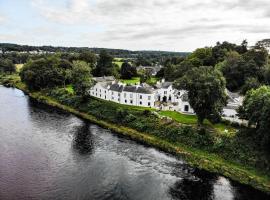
[[89, 76, 242, 118]]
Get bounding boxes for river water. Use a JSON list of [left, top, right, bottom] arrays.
[[0, 86, 269, 200]]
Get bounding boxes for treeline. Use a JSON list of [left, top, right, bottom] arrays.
[[0, 43, 188, 64], [160, 39, 270, 94]]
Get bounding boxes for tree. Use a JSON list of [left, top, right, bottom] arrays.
[[188, 47, 214, 66], [256, 39, 270, 51], [139, 69, 151, 83], [94, 50, 114, 76], [120, 61, 136, 79], [79, 50, 97, 68], [241, 77, 261, 94], [219, 51, 245, 91], [0, 58, 16, 74], [238, 86, 270, 149], [174, 66, 227, 124], [20, 56, 69, 90], [71, 61, 93, 97]]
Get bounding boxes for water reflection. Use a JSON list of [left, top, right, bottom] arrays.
[[169, 169, 216, 200], [1, 86, 270, 200], [73, 122, 94, 155]]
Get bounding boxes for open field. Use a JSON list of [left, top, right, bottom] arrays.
[[120, 77, 158, 85], [15, 64, 24, 72]]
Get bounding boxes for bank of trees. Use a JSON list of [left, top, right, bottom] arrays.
[[162, 40, 269, 95], [238, 86, 270, 150], [0, 58, 16, 74], [19, 55, 93, 97]]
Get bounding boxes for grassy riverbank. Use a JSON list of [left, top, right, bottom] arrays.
[[1, 74, 270, 193]]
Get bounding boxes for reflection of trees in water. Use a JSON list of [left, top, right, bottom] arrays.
[[230, 180, 270, 200], [73, 122, 94, 156], [169, 169, 217, 200]]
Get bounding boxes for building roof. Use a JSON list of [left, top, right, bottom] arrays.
[[109, 83, 154, 94], [109, 83, 124, 92], [155, 81, 173, 89], [93, 76, 115, 82]]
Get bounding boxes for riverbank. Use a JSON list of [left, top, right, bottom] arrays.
[[1, 75, 270, 194]]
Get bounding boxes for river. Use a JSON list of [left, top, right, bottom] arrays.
[[0, 86, 269, 200]]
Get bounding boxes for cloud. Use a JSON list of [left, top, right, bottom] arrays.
[[10, 0, 270, 50], [0, 15, 6, 24]]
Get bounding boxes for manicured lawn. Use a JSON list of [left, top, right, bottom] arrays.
[[113, 61, 124, 68], [15, 64, 24, 72], [159, 110, 197, 124], [120, 77, 159, 85], [159, 110, 236, 135], [120, 77, 140, 84]]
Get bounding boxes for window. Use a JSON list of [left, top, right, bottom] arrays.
[[105, 96, 106, 99], [148, 96, 151, 100], [96, 93, 97, 96], [139, 101, 142, 105], [124, 93, 126, 98], [112, 92, 114, 95], [130, 94, 133, 98], [118, 98, 120, 102], [112, 97, 114, 100], [140, 95, 142, 99], [100, 89, 101, 93], [125, 99, 127, 103], [96, 88, 97, 91], [100, 94, 101, 97], [118, 93, 120, 97], [148, 102, 151, 106], [105, 90, 107, 93], [164, 91, 167, 95], [184, 105, 189, 112], [130, 100, 133, 104]]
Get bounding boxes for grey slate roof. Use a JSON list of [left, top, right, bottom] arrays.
[[109, 84, 124, 92], [123, 85, 137, 93], [155, 82, 173, 89], [110, 83, 154, 94]]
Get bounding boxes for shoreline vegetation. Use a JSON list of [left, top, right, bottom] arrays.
[[1, 74, 270, 194]]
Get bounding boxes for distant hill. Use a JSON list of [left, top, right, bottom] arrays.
[[0, 43, 190, 58]]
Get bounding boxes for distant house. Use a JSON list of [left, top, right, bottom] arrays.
[[137, 65, 163, 76], [89, 76, 242, 118], [223, 89, 243, 118]]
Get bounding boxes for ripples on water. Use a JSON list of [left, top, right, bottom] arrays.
[[0, 86, 269, 200]]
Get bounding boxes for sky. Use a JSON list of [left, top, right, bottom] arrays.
[[0, 0, 269, 52]]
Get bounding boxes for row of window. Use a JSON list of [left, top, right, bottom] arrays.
[[91, 91, 152, 106], [94, 89, 152, 100]]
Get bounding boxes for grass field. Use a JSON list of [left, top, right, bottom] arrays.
[[120, 77, 140, 84], [158, 110, 236, 135], [120, 77, 159, 85], [15, 64, 24, 72]]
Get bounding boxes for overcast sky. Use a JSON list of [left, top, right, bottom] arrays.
[[0, 0, 269, 51]]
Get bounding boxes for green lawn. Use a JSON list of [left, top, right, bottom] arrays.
[[15, 64, 24, 72], [159, 110, 197, 124], [120, 77, 140, 84], [120, 77, 159, 85], [158, 110, 236, 136], [65, 85, 74, 95], [113, 61, 124, 68]]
